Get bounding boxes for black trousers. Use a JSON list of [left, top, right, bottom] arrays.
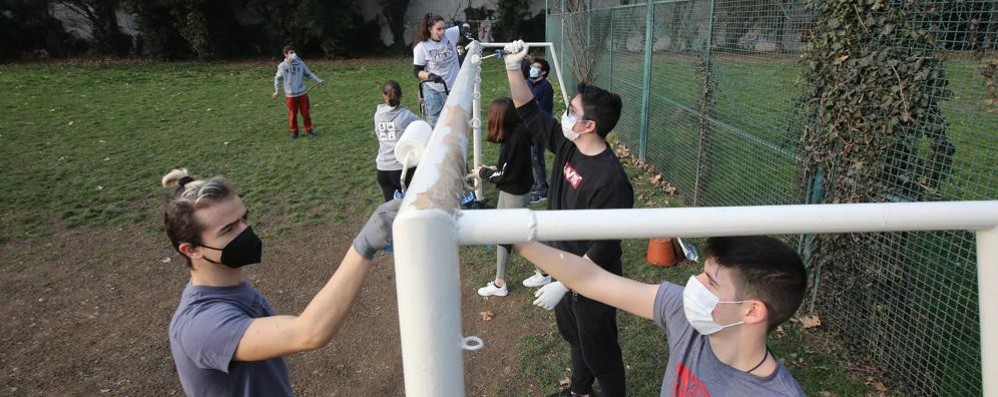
[[376, 167, 416, 202], [555, 291, 626, 396]]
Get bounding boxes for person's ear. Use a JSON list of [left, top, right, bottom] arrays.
[[178, 242, 200, 261], [742, 300, 768, 326], [577, 118, 598, 135]]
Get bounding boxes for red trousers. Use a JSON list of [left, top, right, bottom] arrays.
[[285, 94, 313, 132]]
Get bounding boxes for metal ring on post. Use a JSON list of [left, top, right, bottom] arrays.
[[461, 336, 484, 351], [470, 118, 481, 129], [473, 91, 481, 100]]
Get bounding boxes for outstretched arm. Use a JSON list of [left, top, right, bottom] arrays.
[[233, 200, 400, 361], [503, 41, 535, 107], [515, 242, 659, 320]]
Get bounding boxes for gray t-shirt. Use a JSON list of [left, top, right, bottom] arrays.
[[653, 282, 805, 396], [412, 26, 460, 93], [373, 104, 421, 171], [169, 281, 293, 397]]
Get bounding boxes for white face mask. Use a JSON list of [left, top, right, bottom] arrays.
[[560, 110, 581, 141], [288, 53, 298, 62], [529, 66, 541, 78], [683, 275, 746, 335]]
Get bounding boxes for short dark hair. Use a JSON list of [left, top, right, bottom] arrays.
[[575, 83, 622, 139], [282, 45, 295, 55], [704, 236, 806, 333], [534, 58, 550, 77]]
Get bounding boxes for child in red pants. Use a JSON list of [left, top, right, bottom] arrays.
[[273, 45, 323, 139]]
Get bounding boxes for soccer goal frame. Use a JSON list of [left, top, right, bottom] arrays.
[[390, 40, 998, 397]]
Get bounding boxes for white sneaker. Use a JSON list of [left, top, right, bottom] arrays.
[[522, 272, 552, 288], [477, 281, 508, 297]]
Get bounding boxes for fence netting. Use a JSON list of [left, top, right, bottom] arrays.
[[548, 0, 996, 394]]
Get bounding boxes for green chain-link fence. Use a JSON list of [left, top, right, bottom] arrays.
[[547, 0, 997, 395]]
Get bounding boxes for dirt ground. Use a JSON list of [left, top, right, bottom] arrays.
[[0, 219, 556, 396]]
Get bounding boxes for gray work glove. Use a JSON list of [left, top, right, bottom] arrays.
[[352, 199, 402, 260]]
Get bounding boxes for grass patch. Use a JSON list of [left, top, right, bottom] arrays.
[[2, 58, 876, 394]]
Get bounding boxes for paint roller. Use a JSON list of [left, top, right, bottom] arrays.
[[393, 120, 433, 196]]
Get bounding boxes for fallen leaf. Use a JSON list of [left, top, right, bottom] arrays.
[[479, 311, 494, 321], [651, 174, 662, 184], [559, 377, 570, 388], [796, 314, 821, 329], [96, 185, 104, 191], [870, 382, 888, 393], [161, 257, 171, 263], [68, 121, 74, 126]]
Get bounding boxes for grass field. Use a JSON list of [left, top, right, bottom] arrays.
[[0, 57, 880, 395]]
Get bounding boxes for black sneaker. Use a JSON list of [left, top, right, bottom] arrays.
[[306, 130, 317, 138], [291, 131, 299, 139]]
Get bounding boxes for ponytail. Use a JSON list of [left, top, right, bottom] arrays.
[[382, 80, 402, 107]]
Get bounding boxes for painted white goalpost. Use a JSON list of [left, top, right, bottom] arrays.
[[391, 41, 998, 396]]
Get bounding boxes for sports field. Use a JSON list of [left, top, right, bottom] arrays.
[[0, 58, 874, 395]]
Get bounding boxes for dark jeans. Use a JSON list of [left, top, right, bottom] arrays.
[[555, 291, 626, 397], [530, 143, 549, 197], [376, 167, 416, 202]]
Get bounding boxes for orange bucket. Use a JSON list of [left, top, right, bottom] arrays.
[[646, 238, 682, 267]]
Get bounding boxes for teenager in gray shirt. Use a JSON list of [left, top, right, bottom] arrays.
[[372, 80, 421, 201], [160, 168, 399, 396], [513, 236, 806, 396]]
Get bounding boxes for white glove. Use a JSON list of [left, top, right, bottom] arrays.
[[503, 39, 529, 71], [532, 281, 568, 310]]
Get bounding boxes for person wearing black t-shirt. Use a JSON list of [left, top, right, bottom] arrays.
[[502, 40, 633, 397], [475, 97, 534, 298]]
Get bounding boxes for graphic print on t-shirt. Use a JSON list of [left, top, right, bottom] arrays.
[[675, 363, 710, 396], [376, 119, 398, 141], [563, 162, 584, 189], [428, 44, 455, 65]]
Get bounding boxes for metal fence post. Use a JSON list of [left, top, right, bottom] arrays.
[[692, 0, 716, 206], [608, 8, 613, 92], [980, 227, 998, 397], [638, 1, 654, 161]]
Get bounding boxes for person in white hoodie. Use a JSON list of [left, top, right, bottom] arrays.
[[273, 45, 323, 139], [373, 80, 422, 201]]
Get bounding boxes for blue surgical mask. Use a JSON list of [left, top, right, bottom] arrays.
[[288, 53, 299, 62], [529, 66, 541, 78]]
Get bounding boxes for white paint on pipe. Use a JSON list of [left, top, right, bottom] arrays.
[[393, 41, 482, 397], [978, 227, 997, 397], [455, 201, 998, 244]]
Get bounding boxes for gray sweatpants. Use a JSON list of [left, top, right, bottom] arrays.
[[495, 190, 529, 281]]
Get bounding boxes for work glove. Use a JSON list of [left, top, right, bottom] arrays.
[[503, 39, 529, 71], [427, 73, 445, 84], [352, 199, 402, 260], [532, 281, 568, 310]]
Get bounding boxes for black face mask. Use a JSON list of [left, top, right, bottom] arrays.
[[201, 226, 263, 268]]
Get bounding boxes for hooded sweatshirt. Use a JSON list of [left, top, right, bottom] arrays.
[[373, 104, 421, 171], [274, 57, 321, 98]]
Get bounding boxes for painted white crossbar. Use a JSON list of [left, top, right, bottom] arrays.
[[455, 201, 998, 397], [454, 201, 998, 244]]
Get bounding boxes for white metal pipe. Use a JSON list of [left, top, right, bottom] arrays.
[[481, 42, 572, 109], [455, 201, 998, 244], [978, 227, 998, 397], [471, 56, 484, 201], [392, 42, 481, 397]]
